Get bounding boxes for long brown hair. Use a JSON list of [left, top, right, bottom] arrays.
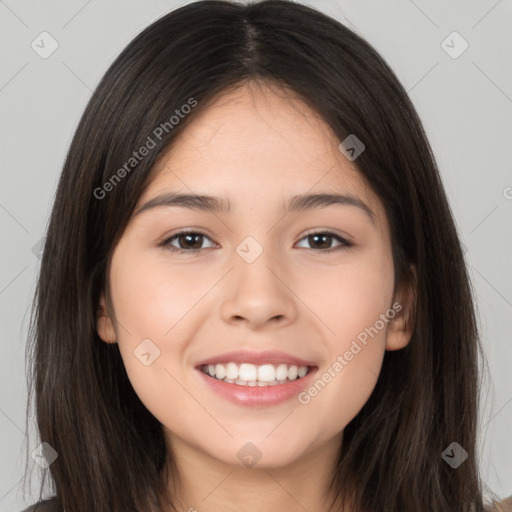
[[23, 1, 502, 510]]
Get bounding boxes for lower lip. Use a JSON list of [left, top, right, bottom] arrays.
[[196, 367, 318, 407]]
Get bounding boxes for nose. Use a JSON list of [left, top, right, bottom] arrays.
[[220, 251, 298, 330]]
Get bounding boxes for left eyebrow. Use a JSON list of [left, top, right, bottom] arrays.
[[286, 193, 375, 225], [132, 191, 375, 225]]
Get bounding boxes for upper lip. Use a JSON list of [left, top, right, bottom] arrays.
[[195, 349, 317, 368]]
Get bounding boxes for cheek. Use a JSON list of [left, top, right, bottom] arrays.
[[106, 248, 204, 412], [109, 246, 211, 345], [107, 243, 240, 430], [297, 243, 395, 345], [294, 248, 394, 427]]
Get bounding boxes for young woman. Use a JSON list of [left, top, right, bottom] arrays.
[[21, 1, 510, 511]]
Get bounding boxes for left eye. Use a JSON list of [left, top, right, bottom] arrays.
[[296, 231, 351, 252], [160, 230, 352, 254]]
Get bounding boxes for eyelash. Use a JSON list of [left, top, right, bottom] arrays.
[[158, 229, 353, 255]]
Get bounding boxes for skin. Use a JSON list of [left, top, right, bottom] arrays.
[[97, 82, 415, 512]]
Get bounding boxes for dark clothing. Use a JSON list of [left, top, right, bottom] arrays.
[[21, 498, 62, 512]]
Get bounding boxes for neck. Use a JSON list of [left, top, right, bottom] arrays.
[[162, 432, 346, 512]]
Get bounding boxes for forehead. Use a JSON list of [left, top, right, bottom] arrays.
[[138, 83, 386, 228]]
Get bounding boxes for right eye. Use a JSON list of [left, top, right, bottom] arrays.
[[159, 230, 217, 254]]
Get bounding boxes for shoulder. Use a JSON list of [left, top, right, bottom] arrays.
[[21, 497, 63, 512], [484, 495, 512, 512]]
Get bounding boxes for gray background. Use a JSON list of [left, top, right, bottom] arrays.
[[1, 0, 511, 509]]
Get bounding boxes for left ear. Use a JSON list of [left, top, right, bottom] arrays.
[[385, 264, 416, 351]]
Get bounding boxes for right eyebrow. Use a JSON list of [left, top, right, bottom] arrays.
[[133, 192, 231, 217]]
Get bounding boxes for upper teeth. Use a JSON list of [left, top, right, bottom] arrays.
[[202, 362, 309, 382]]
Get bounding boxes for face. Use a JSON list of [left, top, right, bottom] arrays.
[[97, 83, 413, 472]]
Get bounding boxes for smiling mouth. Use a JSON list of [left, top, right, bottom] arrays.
[[198, 362, 314, 386]]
